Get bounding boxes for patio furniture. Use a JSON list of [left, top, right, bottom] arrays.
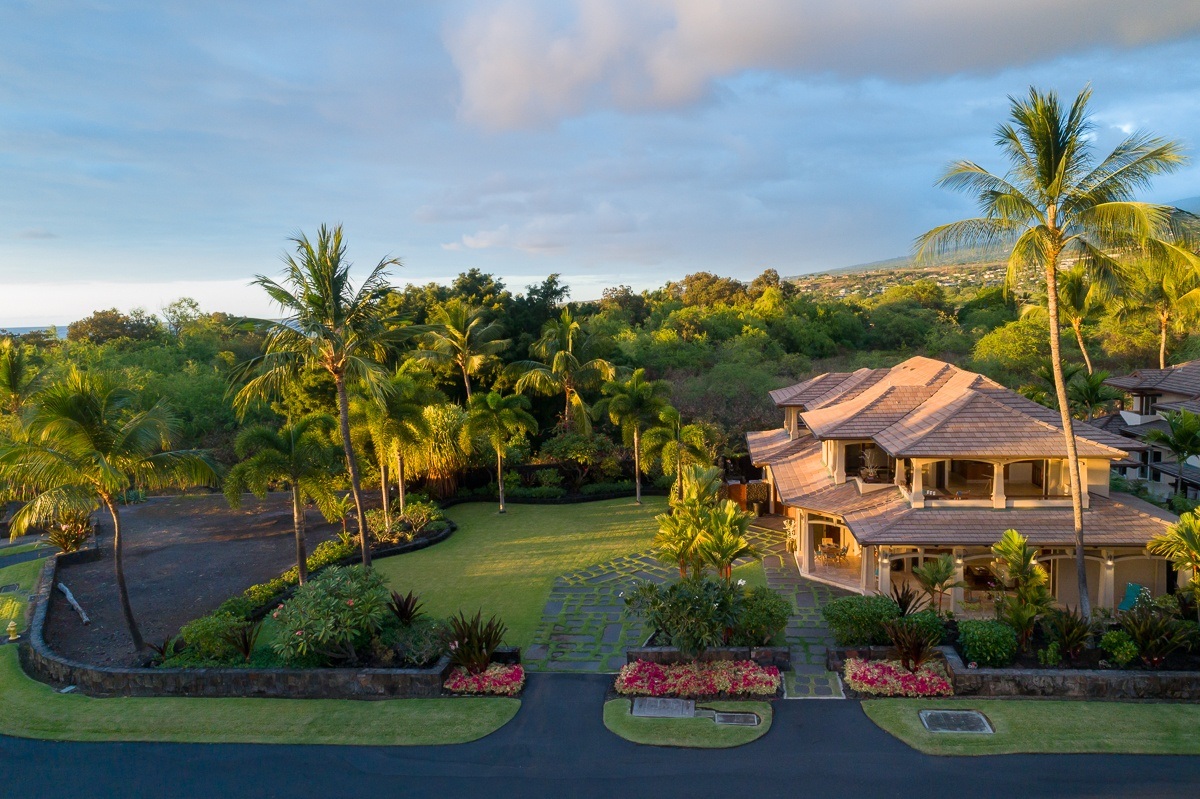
[[1117, 582, 1145, 612], [832, 545, 849, 563]]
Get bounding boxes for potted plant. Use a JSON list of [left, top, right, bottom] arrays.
[[860, 447, 888, 483]]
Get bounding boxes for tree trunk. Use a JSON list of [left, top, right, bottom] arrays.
[[497, 447, 506, 513], [1072, 319, 1094, 375], [1160, 313, 1170, 369], [335, 373, 371, 568], [461, 362, 472, 399], [563, 387, 573, 431], [379, 454, 391, 531], [1046, 253, 1091, 621], [396, 452, 407, 514], [104, 497, 144, 651], [633, 426, 642, 505], [291, 485, 309, 584]]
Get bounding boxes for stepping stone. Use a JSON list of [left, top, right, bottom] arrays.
[[524, 644, 548, 661], [541, 601, 563, 615], [919, 710, 994, 734], [601, 623, 623, 644], [547, 661, 601, 672], [632, 697, 694, 718]]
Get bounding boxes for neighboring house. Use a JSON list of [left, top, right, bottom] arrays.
[[1103, 360, 1200, 499], [747, 356, 1179, 611]]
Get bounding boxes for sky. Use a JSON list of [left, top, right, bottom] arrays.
[[2, 1, 1200, 327]]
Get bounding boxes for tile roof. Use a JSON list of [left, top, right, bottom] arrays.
[[1156, 399, 1200, 415], [1152, 461, 1200, 488], [769, 367, 888, 409], [849, 493, 1176, 547], [1105, 360, 1200, 396]]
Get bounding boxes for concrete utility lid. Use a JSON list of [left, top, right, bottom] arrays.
[[632, 697, 695, 718], [919, 709, 994, 734], [713, 712, 760, 727], [0, 584, 18, 593]]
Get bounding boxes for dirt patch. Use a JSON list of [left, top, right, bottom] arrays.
[[45, 494, 344, 668]]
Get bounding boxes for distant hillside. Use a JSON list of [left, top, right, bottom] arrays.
[[1172, 196, 1200, 214]]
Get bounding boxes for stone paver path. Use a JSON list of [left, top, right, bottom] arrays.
[[524, 516, 851, 690]]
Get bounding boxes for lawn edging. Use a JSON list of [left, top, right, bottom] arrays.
[[19, 553, 464, 699]]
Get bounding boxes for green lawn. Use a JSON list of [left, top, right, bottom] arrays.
[[375, 498, 666, 648], [0, 541, 51, 559], [0, 558, 45, 634], [0, 647, 519, 745], [603, 699, 772, 748], [864, 698, 1200, 755]]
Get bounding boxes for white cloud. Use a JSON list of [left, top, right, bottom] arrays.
[[447, 0, 1200, 129]]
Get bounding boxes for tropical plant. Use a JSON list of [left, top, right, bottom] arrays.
[[414, 300, 510, 399], [1042, 606, 1091, 661], [698, 500, 756, 580], [990, 529, 1054, 651], [0, 367, 218, 650], [653, 501, 706, 578], [1020, 263, 1105, 373], [1147, 511, 1200, 621], [624, 576, 742, 657], [890, 582, 930, 616], [1144, 412, 1200, 496], [223, 416, 340, 584], [957, 619, 1018, 667], [1119, 603, 1194, 668], [466, 391, 538, 513], [352, 368, 433, 530], [220, 618, 264, 664], [409, 403, 473, 499], [642, 406, 708, 501], [1114, 256, 1200, 369], [1099, 629, 1139, 667], [821, 594, 902, 647], [511, 309, 616, 433], [1067, 370, 1123, 420], [272, 565, 391, 666], [447, 611, 507, 674], [882, 618, 939, 672], [234, 225, 406, 568], [47, 512, 93, 554], [387, 590, 425, 626], [917, 86, 1193, 621], [595, 368, 671, 504], [912, 553, 965, 615], [729, 587, 791, 646], [0, 337, 42, 417]]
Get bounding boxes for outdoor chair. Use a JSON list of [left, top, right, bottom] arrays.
[[1117, 583, 1145, 612]]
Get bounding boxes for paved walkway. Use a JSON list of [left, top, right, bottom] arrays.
[[525, 517, 851, 696]]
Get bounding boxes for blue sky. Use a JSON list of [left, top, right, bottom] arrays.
[[2, 1, 1199, 326]]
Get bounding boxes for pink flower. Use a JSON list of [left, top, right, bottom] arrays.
[[347, 599, 355, 606], [295, 630, 304, 636]]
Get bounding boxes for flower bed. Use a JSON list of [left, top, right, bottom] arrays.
[[443, 663, 526, 696], [614, 659, 781, 698], [843, 658, 953, 698]]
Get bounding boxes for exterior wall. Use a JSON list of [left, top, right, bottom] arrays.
[[1113, 558, 1167, 602], [1086, 459, 1110, 497], [1051, 557, 1101, 609]]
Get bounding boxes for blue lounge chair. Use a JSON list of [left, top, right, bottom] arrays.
[[1117, 583, 1145, 612]]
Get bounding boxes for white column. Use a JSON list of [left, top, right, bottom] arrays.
[[950, 549, 965, 614], [832, 442, 846, 484], [860, 545, 874, 594], [800, 511, 815, 575], [1100, 551, 1116, 610], [992, 462, 1006, 509], [767, 466, 776, 514], [911, 460, 925, 508], [878, 549, 892, 597]]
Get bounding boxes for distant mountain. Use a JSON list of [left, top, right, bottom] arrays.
[[1171, 196, 1200, 214]]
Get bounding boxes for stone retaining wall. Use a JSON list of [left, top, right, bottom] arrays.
[[19, 554, 482, 700], [627, 646, 791, 669], [942, 646, 1200, 700]]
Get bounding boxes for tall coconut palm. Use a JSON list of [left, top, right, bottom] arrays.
[[642, 406, 708, 502], [1021, 264, 1106, 373], [223, 416, 340, 585], [233, 225, 404, 568], [595, 368, 671, 504], [1114, 257, 1200, 369], [1148, 512, 1200, 621], [1144, 411, 1200, 496], [361, 366, 437, 522], [414, 300, 510, 399], [466, 391, 538, 513], [0, 368, 218, 650], [917, 86, 1191, 620], [511, 309, 616, 434]]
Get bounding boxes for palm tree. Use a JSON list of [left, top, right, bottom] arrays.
[[410, 403, 473, 499], [0, 337, 42, 417], [1144, 411, 1200, 496], [1068, 370, 1123, 421], [223, 416, 340, 584], [233, 225, 404, 568], [1021, 264, 1105, 373], [1114, 257, 1200, 369], [912, 553, 966, 615], [917, 86, 1190, 621], [511, 309, 616, 434], [466, 392, 538, 513], [1148, 512, 1200, 622], [700, 501, 756, 580], [0, 368, 218, 650], [595, 368, 671, 504], [414, 300, 509, 399], [654, 504, 706, 578], [642, 406, 708, 501]]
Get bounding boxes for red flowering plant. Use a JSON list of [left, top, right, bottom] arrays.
[[444, 663, 526, 696], [843, 658, 953, 697], [615, 659, 781, 698]]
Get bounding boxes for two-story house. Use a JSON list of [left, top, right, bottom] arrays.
[[1104, 360, 1200, 499], [747, 356, 1179, 612]]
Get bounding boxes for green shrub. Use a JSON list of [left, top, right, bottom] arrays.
[[272, 565, 390, 666], [374, 616, 449, 668], [894, 609, 944, 645], [178, 613, 246, 662], [533, 469, 563, 488], [447, 611, 507, 674], [309, 538, 356, 569], [507, 485, 567, 499], [398, 500, 443, 533], [213, 594, 255, 621], [625, 576, 742, 657], [1042, 607, 1090, 660], [1100, 629, 1138, 666], [1037, 641, 1063, 666], [821, 594, 901, 646], [580, 480, 635, 496], [958, 620, 1018, 667], [730, 586, 791, 646], [652, 473, 675, 491], [1119, 604, 1193, 668]]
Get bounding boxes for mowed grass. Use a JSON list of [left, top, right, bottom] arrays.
[[0, 558, 45, 634], [864, 698, 1200, 755], [374, 498, 666, 649], [0, 541, 51, 558], [0, 647, 518, 745], [603, 699, 772, 748]]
